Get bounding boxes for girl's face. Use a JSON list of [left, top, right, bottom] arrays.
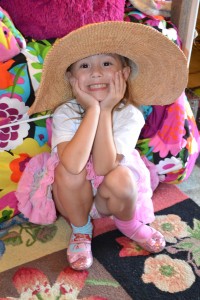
[[67, 54, 130, 101]]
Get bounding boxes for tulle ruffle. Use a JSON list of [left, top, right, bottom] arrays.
[[16, 152, 59, 225]]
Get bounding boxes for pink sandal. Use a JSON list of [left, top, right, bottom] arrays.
[[67, 232, 93, 271], [131, 226, 166, 253]]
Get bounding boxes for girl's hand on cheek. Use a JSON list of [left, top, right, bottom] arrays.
[[71, 78, 99, 111], [100, 71, 126, 111]]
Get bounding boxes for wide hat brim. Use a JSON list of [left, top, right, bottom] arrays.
[[30, 21, 188, 114]]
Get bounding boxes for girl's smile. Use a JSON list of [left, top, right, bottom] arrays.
[[88, 83, 107, 90], [87, 83, 108, 94]]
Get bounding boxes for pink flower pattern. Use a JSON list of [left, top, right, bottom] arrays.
[[0, 97, 29, 151]]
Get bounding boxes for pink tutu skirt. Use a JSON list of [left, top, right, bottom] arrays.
[[16, 152, 59, 225]]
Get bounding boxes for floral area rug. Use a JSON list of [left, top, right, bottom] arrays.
[[0, 183, 200, 299]]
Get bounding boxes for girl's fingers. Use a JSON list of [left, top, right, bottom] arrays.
[[107, 71, 126, 104], [115, 71, 126, 98], [71, 78, 78, 97], [109, 77, 116, 95], [115, 71, 120, 92], [72, 79, 99, 110]]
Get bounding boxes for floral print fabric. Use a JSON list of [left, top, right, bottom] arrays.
[[0, 7, 26, 63], [124, 2, 200, 184], [0, 39, 53, 223]]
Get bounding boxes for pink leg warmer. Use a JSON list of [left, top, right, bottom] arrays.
[[114, 216, 166, 253], [114, 217, 153, 242]]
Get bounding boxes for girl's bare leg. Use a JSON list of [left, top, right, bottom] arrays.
[[52, 163, 94, 270], [94, 165, 137, 220], [52, 163, 93, 226], [95, 165, 165, 253]]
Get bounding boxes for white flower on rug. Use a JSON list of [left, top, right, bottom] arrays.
[[142, 254, 195, 293]]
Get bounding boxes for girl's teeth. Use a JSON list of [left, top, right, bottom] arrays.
[[90, 84, 106, 88]]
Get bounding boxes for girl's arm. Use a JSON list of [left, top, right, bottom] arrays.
[[92, 109, 123, 176], [57, 105, 100, 174], [92, 71, 126, 175], [56, 79, 101, 174]]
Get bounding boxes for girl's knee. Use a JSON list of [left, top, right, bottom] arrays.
[[98, 166, 137, 217], [54, 163, 87, 190], [104, 166, 137, 199]]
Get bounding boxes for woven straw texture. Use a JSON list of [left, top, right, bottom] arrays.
[[30, 21, 188, 114]]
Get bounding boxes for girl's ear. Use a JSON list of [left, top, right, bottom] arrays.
[[66, 71, 74, 85], [66, 71, 71, 81], [123, 66, 131, 81]]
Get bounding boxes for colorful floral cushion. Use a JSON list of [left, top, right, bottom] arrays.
[[138, 94, 200, 183], [0, 7, 26, 62], [0, 39, 55, 223], [124, 3, 200, 183]]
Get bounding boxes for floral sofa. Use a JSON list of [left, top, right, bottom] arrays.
[[0, 0, 199, 225]]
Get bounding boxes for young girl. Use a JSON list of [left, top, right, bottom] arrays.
[[25, 21, 188, 271]]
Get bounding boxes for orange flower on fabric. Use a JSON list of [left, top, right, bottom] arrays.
[[10, 153, 31, 183], [0, 60, 14, 89]]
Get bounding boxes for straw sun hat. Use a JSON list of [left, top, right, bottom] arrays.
[[29, 21, 188, 114]]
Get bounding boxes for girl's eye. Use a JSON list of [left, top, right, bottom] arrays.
[[103, 61, 112, 66], [80, 63, 89, 69]]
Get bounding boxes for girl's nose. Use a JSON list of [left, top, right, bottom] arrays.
[[91, 65, 102, 77]]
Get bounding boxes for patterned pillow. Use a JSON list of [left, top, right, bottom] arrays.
[[0, 6, 26, 62], [138, 94, 200, 184], [124, 2, 200, 183], [0, 39, 54, 223]]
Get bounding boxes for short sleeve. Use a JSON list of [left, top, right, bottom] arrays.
[[113, 105, 145, 156], [51, 100, 82, 150]]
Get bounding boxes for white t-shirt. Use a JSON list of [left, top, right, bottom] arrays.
[[52, 99, 145, 157]]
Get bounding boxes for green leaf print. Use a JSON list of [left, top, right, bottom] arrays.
[[193, 251, 200, 267], [31, 62, 43, 70], [27, 41, 52, 61], [3, 231, 23, 246], [11, 64, 26, 97], [187, 219, 200, 239], [34, 72, 42, 83], [136, 138, 153, 160]]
